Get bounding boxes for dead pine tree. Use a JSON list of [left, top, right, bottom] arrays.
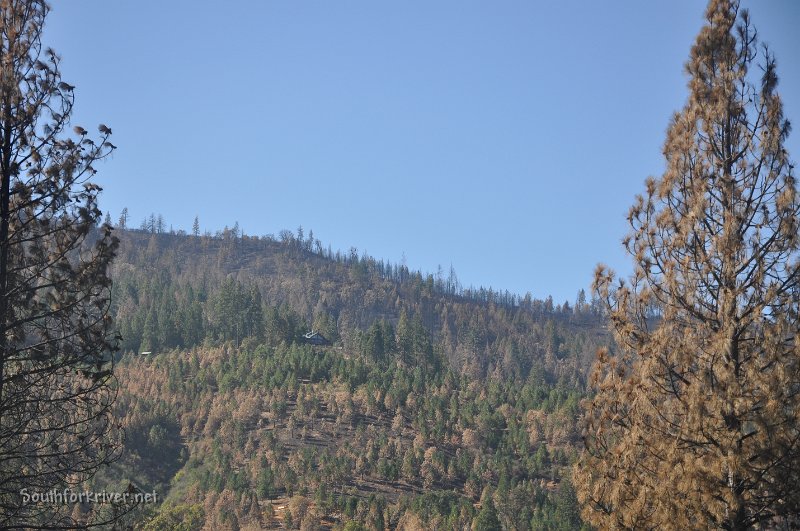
[[574, 0, 800, 529], [0, 0, 129, 528]]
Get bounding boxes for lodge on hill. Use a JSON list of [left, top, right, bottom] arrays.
[[302, 331, 331, 346]]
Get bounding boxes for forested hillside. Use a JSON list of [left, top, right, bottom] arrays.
[[99, 227, 607, 529]]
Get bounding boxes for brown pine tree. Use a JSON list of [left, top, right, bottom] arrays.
[[0, 0, 124, 527], [574, 1, 800, 529]]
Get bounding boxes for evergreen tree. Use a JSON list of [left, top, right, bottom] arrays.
[[119, 206, 129, 229], [472, 496, 501, 531], [575, 1, 800, 528]]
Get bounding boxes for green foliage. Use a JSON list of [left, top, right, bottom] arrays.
[[472, 497, 501, 531], [410, 490, 472, 525], [208, 278, 264, 343], [142, 504, 204, 531]]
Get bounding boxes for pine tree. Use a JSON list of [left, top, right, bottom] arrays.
[[0, 0, 124, 527], [119, 206, 129, 229], [574, 1, 800, 528], [472, 495, 501, 531]]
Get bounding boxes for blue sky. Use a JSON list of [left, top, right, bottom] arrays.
[[45, 1, 799, 304]]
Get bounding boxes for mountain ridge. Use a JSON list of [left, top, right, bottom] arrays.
[[96, 226, 604, 529]]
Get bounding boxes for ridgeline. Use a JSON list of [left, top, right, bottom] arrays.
[[100, 226, 606, 529]]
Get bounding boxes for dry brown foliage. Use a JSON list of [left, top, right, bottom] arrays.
[[574, 1, 800, 529], [0, 0, 122, 527]]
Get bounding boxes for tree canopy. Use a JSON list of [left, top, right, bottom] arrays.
[[575, 0, 800, 528]]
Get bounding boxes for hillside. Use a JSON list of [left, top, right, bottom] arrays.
[[97, 227, 608, 529]]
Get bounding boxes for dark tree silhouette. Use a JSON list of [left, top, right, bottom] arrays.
[[0, 0, 125, 527]]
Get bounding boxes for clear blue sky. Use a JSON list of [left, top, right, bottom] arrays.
[[45, 1, 799, 304]]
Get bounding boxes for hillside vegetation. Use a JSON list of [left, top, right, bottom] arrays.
[[100, 227, 606, 529]]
